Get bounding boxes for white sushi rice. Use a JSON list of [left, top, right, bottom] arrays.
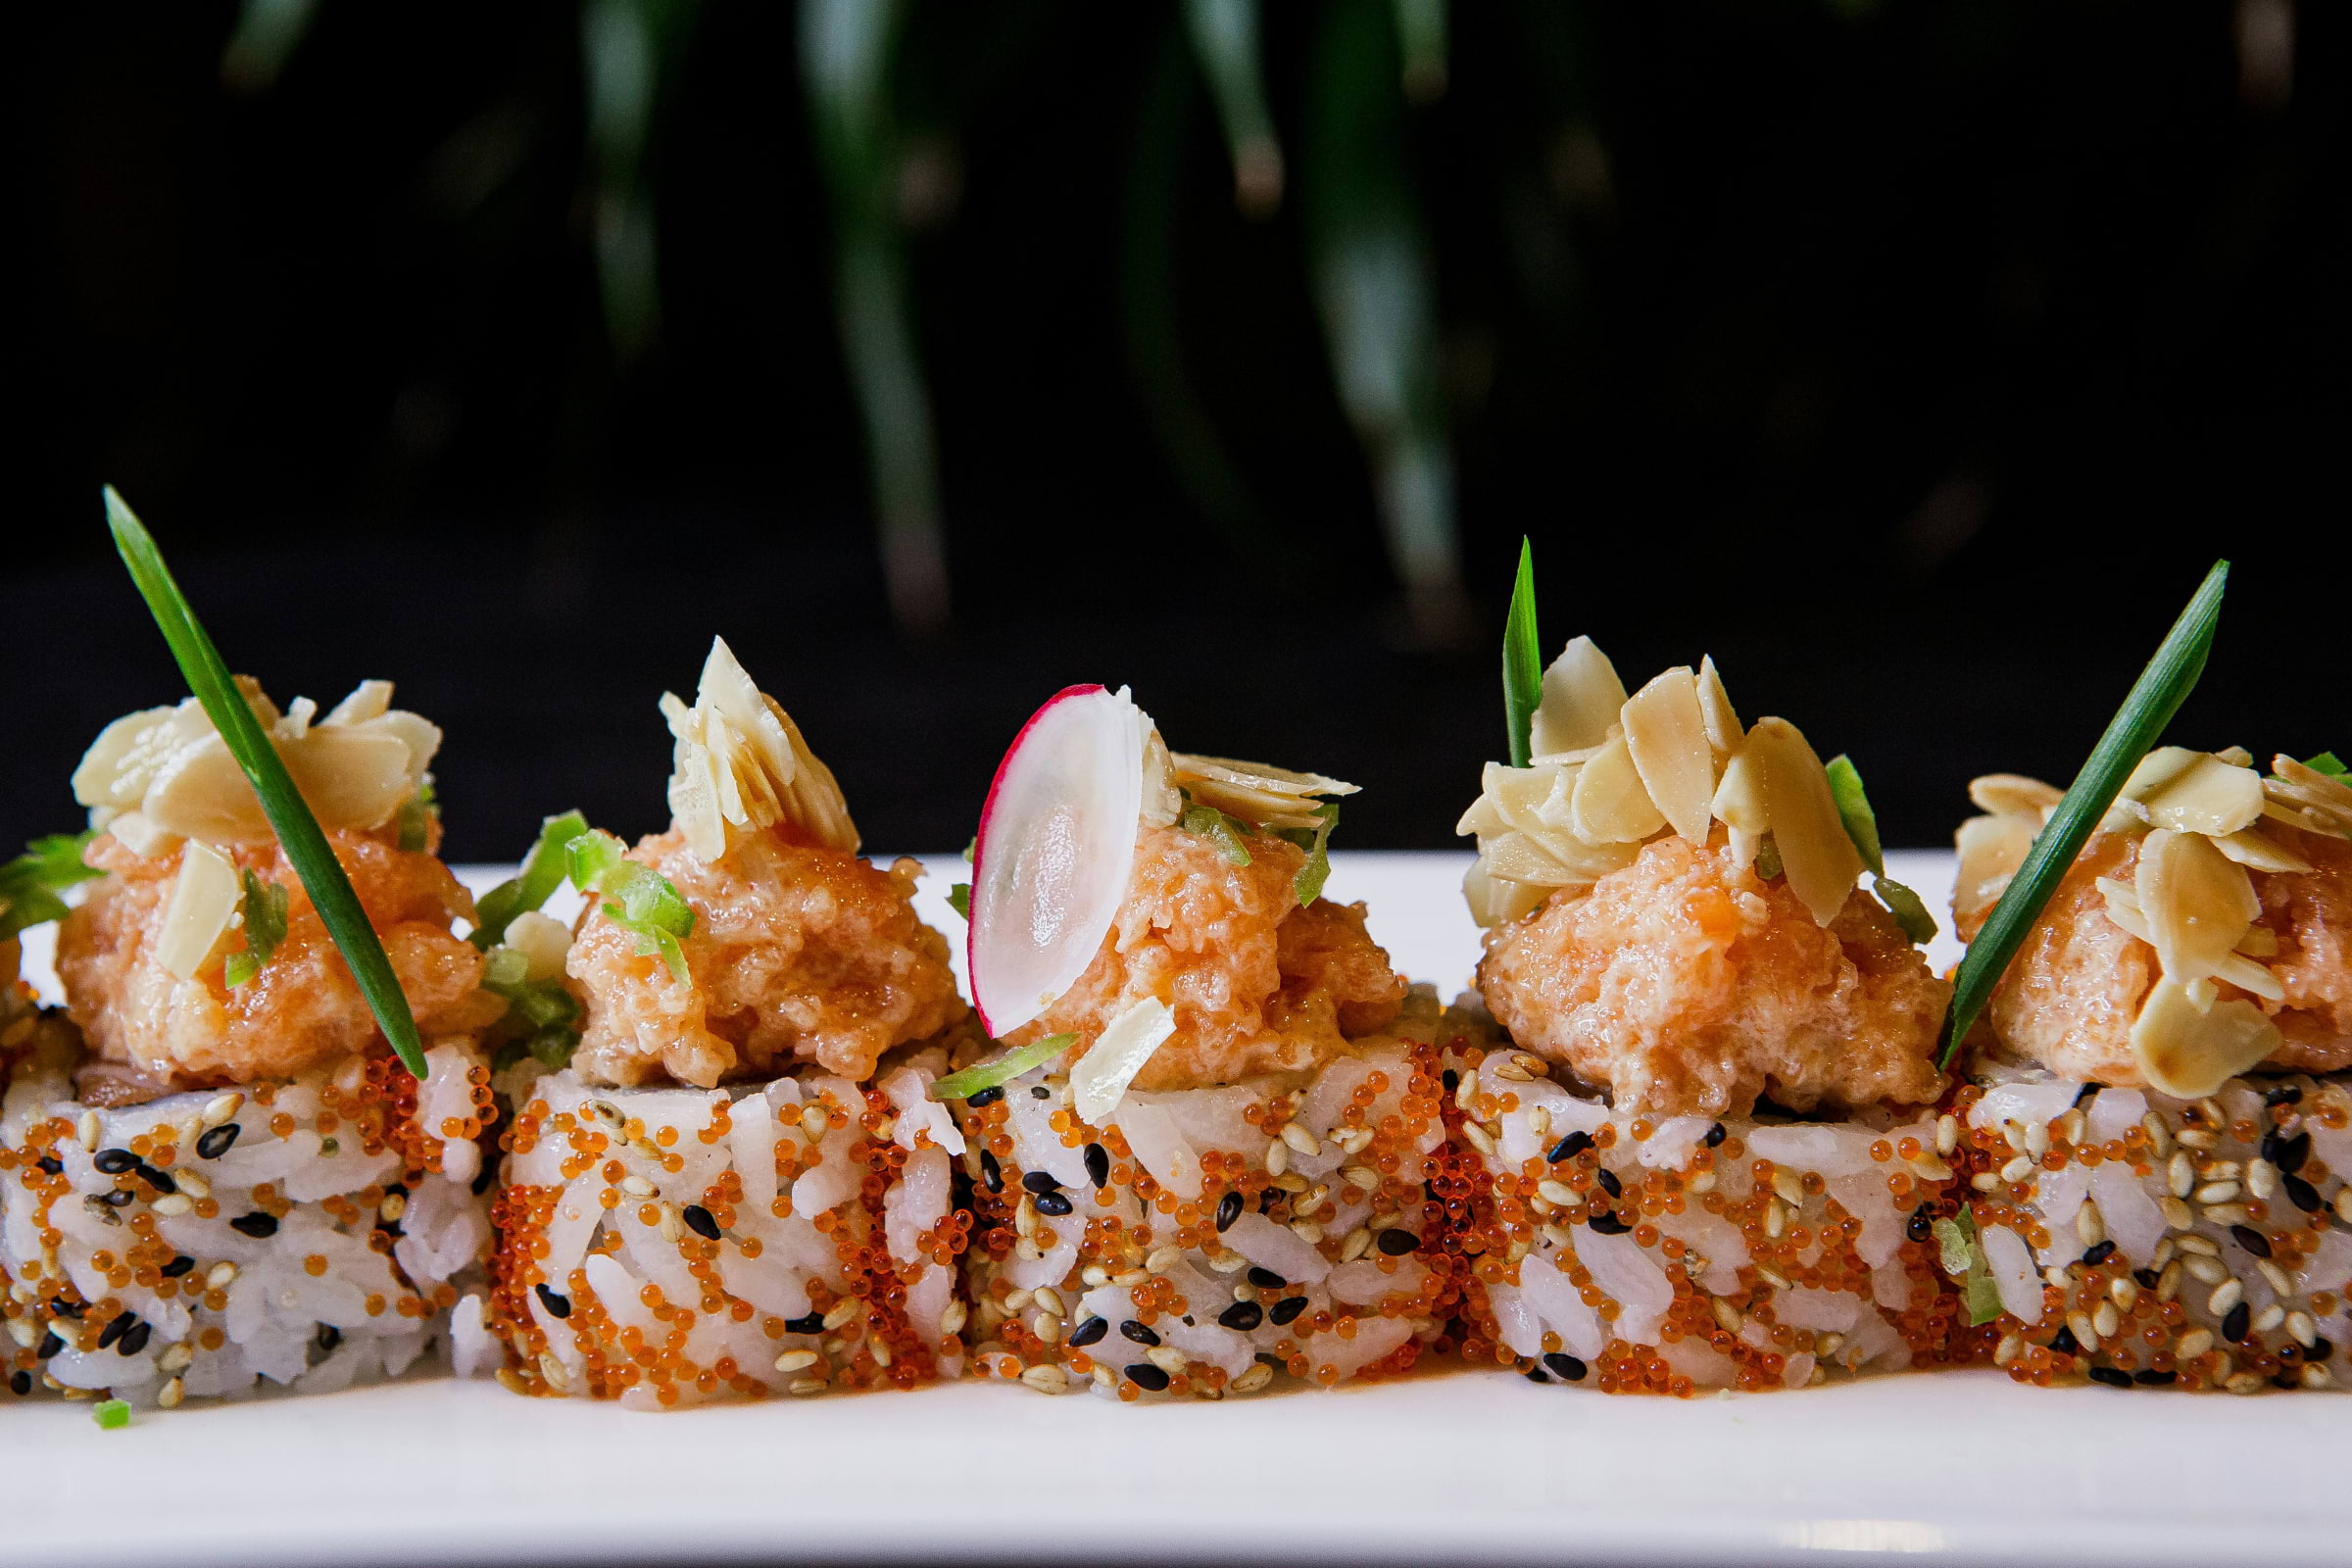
[[957, 990, 1454, 1399], [1961, 1064, 2351, 1392], [0, 1029, 490, 1405], [483, 1045, 966, 1408]]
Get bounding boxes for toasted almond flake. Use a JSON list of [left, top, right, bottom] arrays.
[[1969, 773, 2064, 819], [1953, 810, 2037, 928], [1743, 717, 1864, 926], [2211, 828, 2314, 875], [1709, 741, 1770, 837], [1695, 656, 1742, 756], [2134, 751, 2265, 837], [2135, 828, 2260, 988], [1622, 666, 1716, 844], [2132, 976, 2280, 1100], [1568, 731, 1665, 844], [156, 839, 241, 980], [1531, 637, 1629, 758]]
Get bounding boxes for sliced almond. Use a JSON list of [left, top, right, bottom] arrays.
[[2136, 753, 2264, 837], [1955, 812, 2037, 928], [1744, 717, 1863, 927], [2209, 951, 2285, 1002], [143, 735, 273, 847], [321, 680, 396, 726], [1530, 637, 1628, 758], [2131, 975, 2280, 1100], [1695, 656, 1742, 757], [157, 841, 241, 980], [2235, 926, 2279, 957], [1455, 792, 1508, 840], [2210, 828, 2313, 875], [1141, 729, 1182, 827], [1464, 861, 1549, 929], [1481, 828, 1635, 888], [1622, 667, 1715, 844], [1709, 741, 1770, 836], [1967, 773, 2062, 820], [280, 724, 420, 832], [1569, 732, 1664, 844], [2134, 828, 2260, 987], [1172, 755, 1357, 801]]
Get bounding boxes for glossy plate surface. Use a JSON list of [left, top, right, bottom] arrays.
[[9, 852, 2347, 1568]]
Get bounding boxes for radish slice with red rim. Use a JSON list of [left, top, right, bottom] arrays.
[[969, 684, 1150, 1036]]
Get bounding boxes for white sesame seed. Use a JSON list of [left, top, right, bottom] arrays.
[[1081, 1265, 1110, 1287], [2287, 1310, 2317, 1348], [2257, 1259, 2293, 1298], [1289, 1220, 1324, 1244], [2178, 1327, 2215, 1360], [1341, 1227, 1372, 1262], [206, 1261, 238, 1290], [2337, 1188, 2352, 1224], [1145, 1247, 1186, 1275], [1711, 1296, 1743, 1334], [2204, 1202, 2252, 1226], [1491, 1061, 1532, 1083], [151, 1194, 193, 1217], [4, 1318, 31, 1349], [1003, 1288, 1033, 1313], [2092, 1302, 2121, 1340], [2177, 1128, 2218, 1151], [1111, 1268, 1150, 1288], [158, 1376, 184, 1409], [1971, 1172, 2002, 1193], [940, 1299, 967, 1336], [2025, 1120, 2051, 1160], [2139, 1111, 2171, 1157], [1756, 1266, 1791, 1291], [1935, 1114, 1960, 1156], [1538, 1179, 1578, 1206], [2109, 1276, 2137, 1311], [2304, 1362, 2334, 1390], [2183, 1255, 2228, 1287], [2058, 1108, 2086, 1147], [1032, 1285, 1065, 1316], [1462, 1123, 1496, 1157], [2002, 1119, 2029, 1154], [1343, 1165, 1381, 1192], [1764, 1199, 1787, 1239], [1999, 1155, 2034, 1185], [800, 1104, 831, 1140], [1232, 1361, 1274, 1394], [822, 1298, 862, 1331], [620, 1174, 656, 1197], [172, 1169, 211, 1200], [1263, 1139, 1290, 1177], [77, 1111, 100, 1151], [1146, 1345, 1187, 1375], [773, 1348, 819, 1372], [655, 1205, 684, 1243], [788, 1377, 830, 1396], [1020, 1363, 1070, 1395], [2067, 1310, 2099, 1350], [2176, 1233, 2220, 1256], [1206, 1250, 1248, 1273], [2246, 1158, 2278, 1201], [2161, 1196, 2195, 1230], [2225, 1371, 2267, 1396], [2207, 1278, 2244, 1316], [1771, 1170, 1805, 1206], [2193, 1180, 2242, 1205], [159, 1342, 193, 1373], [2252, 1303, 2285, 1335], [1686, 1168, 1719, 1195], [2076, 1201, 2105, 1247], [538, 1353, 570, 1393], [2168, 1152, 2196, 1199], [1281, 1123, 1321, 1157], [1993, 1333, 2021, 1367]]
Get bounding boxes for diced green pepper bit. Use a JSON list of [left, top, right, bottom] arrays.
[[93, 1397, 131, 1430], [928, 1034, 1076, 1102], [1178, 800, 1254, 867], [1753, 838, 1784, 882], [472, 809, 590, 951], [2307, 751, 2348, 779], [946, 883, 971, 920], [1281, 800, 1342, 906], [564, 829, 694, 983]]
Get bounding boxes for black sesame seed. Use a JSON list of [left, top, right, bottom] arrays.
[[2274, 1372, 2302, 1390], [1268, 1296, 1307, 1326], [2230, 1224, 2273, 1259], [34, 1155, 61, 1176], [1215, 1192, 1244, 1233], [96, 1313, 131, 1350], [1524, 1367, 1549, 1384], [681, 1204, 721, 1241], [1085, 1143, 1110, 1189], [1588, 1211, 1631, 1236], [1376, 1228, 1419, 1256], [2224, 1299, 2252, 1343], [964, 1085, 1004, 1109], [1068, 1316, 1108, 1348], [97, 1189, 133, 1208], [535, 1284, 572, 1318], [1441, 1069, 1459, 1095], [34, 1331, 62, 1360], [1703, 1122, 1728, 1148], [1125, 1363, 1170, 1392], [196, 1124, 240, 1159], [2265, 1085, 2304, 1107], [979, 1150, 1003, 1194], [1546, 1130, 1594, 1163], [2284, 1173, 2323, 1213], [1592, 1167, 1622, 1200], [2310, 1336, 2334, 1363], [161, 1254, 195, 1278], [2133, 1267, 2161, 1290], [2275, 1132, 2312, 1175], [2133, 1368, 2179, 1386], [49, 1298, 84, 1319], [2082, 1240, 2117, 1267], [135, 1163, 175, 1196], [2280, 1341, 2304, 1362], [314, 1324, 340, 1353], [1034, 1190, 1074, 1217], [2074, 1083, 2100, 1107], [1120, 1319, 1160, 1347], [92, 1149, 137, 1175], [118, 1320, 152, 1356], [8, 1371, 26, 1396], [1021, 1170, 1062, 1195], [229, 1211, 279, 1238], [1218, 1300, 1263, 1331], [2050, 1325, 2082, 1356], [472, 1160, 499, 1196], [1247, 1267, 1286, 1290], [1030, 1086, 1051, 1100], [2086, 1366, 2132, 1388], [1258, 1188, 1279, 1213], [1543, 1351, 1588, 1382], [1905, 1205, 1935, 1244], [783, 1311, 825, 1335]]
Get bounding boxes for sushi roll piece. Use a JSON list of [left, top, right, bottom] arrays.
[[0, 676, 499, 1406], [1446, 564, 1961, 1394], [478, 639, 975, 1407], [1945, 746, 2352, 1392], [947, 684, 1458, 1401]]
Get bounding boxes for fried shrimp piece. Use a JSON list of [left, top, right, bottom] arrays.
[[1479, 830, 1948, 1118], [56, 828, 500, 1090], [1012, 822, 1407, 1092], [1964, 827, 2352, 1084], [566, 828, 964, 1089]]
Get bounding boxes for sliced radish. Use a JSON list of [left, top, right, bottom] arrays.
[[969, 684, 1149, 1036]]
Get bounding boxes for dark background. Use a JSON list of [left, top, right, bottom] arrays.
[[5, 0, 2345, 862]]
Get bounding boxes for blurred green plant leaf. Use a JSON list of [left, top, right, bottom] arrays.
[[1182, 0, 1284, 217]]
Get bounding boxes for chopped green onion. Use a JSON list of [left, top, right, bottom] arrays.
[[471, 809, 590, 950], [106, 488, 429, 1078], [1938, 561, 2229, 1067], [2307, 752, 2348, 780], [1874, 877, 1938, 946], [1754, 837, 1783, 882], [1284, 801, 1341, 906], [223, 869, 289, 989], [962, 837, 977, 863], [396, 782, 437, 853], [927, 1034, 1077, 1102], [1930, 1205, 2004, 1327], [481, 944, 582, 1072], [1501, 536, 1542, 768], [946, 883, 971, 920], [0, 832, 101, 942], [92, 1397, 131, 1430], [565, 829, 694, 983], [1823, 755, 1886, 877], [1179, 800, 1253, 867]]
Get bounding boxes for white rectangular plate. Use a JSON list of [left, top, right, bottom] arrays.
[[7, 851, 2345, 1568]]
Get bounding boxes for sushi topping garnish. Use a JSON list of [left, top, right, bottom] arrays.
[[660, 636, 858, 861], [103, 488, 431, 1076], [0, 832, 101, 941], [566, 829, 696, 982], [1936, 561, 2229, 1068], [220, 868, 289, 988], [1067, 997, 1176, 1123], [472, 809, 590, 949], [1930, 1204, 2003, 1326], [926, 1032, 1075, 1102]]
